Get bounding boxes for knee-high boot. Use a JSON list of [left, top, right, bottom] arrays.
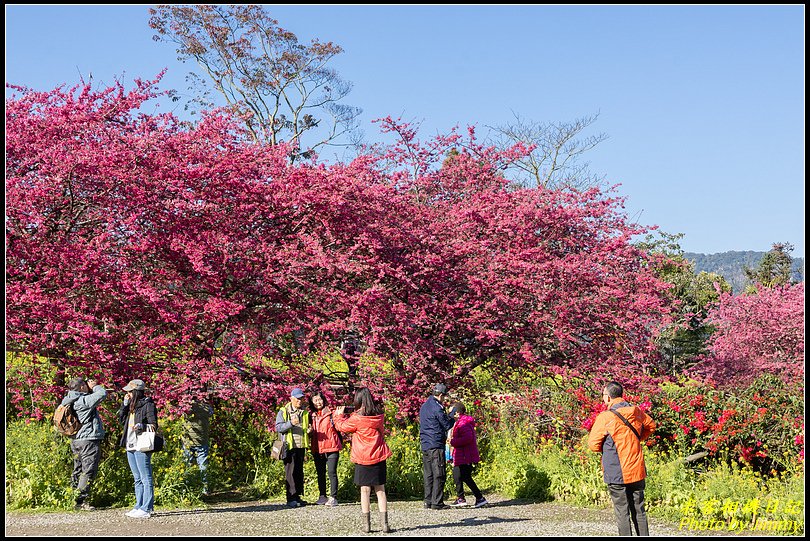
[[380, 511, 391, 533]]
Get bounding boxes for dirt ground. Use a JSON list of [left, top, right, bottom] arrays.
[[5, 495, 728, 537]]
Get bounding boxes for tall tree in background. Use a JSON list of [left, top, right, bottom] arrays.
[[149, 4, 361, 160], [744, 242, 796, 290], [637, 232, 731, 375], [488, 112, 608, 190]]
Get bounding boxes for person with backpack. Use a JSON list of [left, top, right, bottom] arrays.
[[308, 391, 342, 507], [588, 381, 657, 536], [334, 388, 393, 534], [117, 378, 159, 519], [60, 377, 107, 511]]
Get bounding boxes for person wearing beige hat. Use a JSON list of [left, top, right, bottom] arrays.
[[117, 379, 159, 519]]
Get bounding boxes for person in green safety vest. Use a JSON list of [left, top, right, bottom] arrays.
[[275, 387, 311, 507]]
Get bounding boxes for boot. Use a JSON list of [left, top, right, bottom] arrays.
[[362, 512, 371, 533], [381, 511, 391, 533]]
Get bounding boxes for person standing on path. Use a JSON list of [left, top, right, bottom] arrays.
[[182, 396, 214, 496], [448, 401, 487, 508], [275, 387, 311, 508], [61, 377, 107, 511], [419, 383, 456, 510], [118, 378, 159, 519], [334, 387, 393, 533], [588, 381, 656, 536], [309, 391, 342, 507]]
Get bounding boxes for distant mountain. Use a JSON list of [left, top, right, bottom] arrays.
[[683, 251, 805, 293]]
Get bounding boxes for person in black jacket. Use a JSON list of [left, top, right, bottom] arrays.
[[117, 379, 158, 519], [419, 383, 455, 510]]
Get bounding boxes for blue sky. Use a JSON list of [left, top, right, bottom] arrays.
[[6, 5, 805, 256]]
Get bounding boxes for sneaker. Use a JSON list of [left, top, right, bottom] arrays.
[[127, 509, 150, 518], [423, 502, 431, 509], [287, 500, 301, 508], [136, 511, 152, 519], [450, 497, 467, 507], [75, 502, 96, 511], [431, 503, 451, 510], [325, 497, 338, 507], [125, 508, 142, 517], [296, 499, 308, 507], [315, 495, 329, 505], [473, 498, 488, 508]]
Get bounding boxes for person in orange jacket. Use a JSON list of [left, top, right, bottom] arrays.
[[334, 387, 393, 534], [588, 381, 656, 536], [309, 391, 343, 507]]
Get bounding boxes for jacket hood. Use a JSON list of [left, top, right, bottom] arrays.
[[354, 413, 385, 429], [455, 414, 475, 428], [61, 390, 84, 406]]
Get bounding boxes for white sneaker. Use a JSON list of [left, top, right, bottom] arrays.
[[325, 497, 338, 507], [315, 495, 329, 505], [125, 508, 142, 517], [127, 509, 150, 518]]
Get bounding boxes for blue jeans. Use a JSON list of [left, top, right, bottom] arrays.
[[183, 444, 210, 491], [126, 451, 154, 512]]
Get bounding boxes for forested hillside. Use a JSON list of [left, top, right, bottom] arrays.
[[684, 250, 804, 293]]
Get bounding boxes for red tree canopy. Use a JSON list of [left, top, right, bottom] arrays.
[[6, 78, 674, 418]]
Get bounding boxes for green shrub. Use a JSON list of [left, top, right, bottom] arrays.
[[6, 420, 76, 509], [476, 427, 552, 501], [5, 419, 229, 510], [383, 425, 425, 499]]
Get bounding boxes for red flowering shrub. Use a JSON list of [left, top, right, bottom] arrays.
[[460, 374, 803, 476]]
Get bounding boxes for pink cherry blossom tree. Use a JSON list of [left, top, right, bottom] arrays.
[[690, 283, 804, 386]]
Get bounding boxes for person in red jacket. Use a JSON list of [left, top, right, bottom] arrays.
[[448, 402, 487, 508], [309, 391, 342, 507], [588, 381, 656, 536], [334, 387, 393, 534]]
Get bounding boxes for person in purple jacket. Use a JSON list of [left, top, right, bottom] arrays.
[[448, 402, 487, 508]]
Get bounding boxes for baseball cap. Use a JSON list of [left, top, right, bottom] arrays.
[[123, 379, 146, 392]]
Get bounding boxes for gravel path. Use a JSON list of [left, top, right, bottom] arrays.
[[6, 495, 720, 537]]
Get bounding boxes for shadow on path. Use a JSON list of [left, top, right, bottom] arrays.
[[394, 515, 530, 533], [155, 503, 289, 516]]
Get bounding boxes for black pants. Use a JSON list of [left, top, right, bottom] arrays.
[[422, 448, 447, 507], [313, 451, 339, 498], [283, 448, 306, 502], [607, 479, 649, 536], [452, 463, 483, 500], [70, 439, 102, 504]]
